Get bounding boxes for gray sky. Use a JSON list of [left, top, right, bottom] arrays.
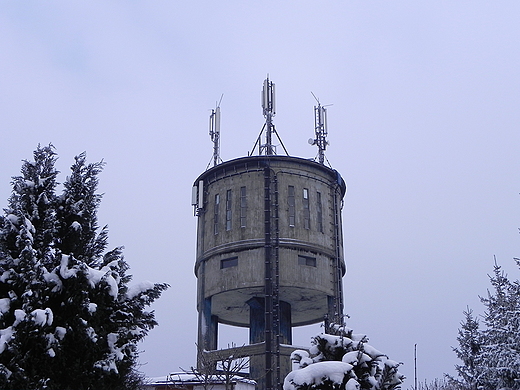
[[1, 1, 519, 385]]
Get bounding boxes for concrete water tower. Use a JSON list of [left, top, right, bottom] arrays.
[[192, 79, 347, 390]]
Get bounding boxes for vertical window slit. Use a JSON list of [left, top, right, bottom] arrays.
[[317, 191, 323, 233], [226, 189, 232, 231], [303, 188, 310, 230], [240, 186, 247, 228], [214, 193, 220, 235], [288, 185, 295, 227]]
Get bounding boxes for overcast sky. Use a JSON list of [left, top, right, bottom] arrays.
[[1, 1, 519, 385]]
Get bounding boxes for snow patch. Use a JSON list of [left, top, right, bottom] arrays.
[[43, 268, 63, 292], [87, 265, 119, 298], [0, 327, 14, 354], [361, 343, 385, 359], [85, 326, 98, 342], [31, 308, 53, 326], [14, 309, 26, 326], [24, 217, 35, 234], [88, 303, 97, 313], [60, 255, 78, 279], [342, 350, 371, 365], [126, 281, 154, 299], [346, 378, 360, 390], [290, 350, 312, 370], [94, 333, 125, 374], [55, 326, 67, 340], [0, 271, 11, 283], [6, 214, 18, 225], [0, 298, 10, 315], [284, 361, 353, 390], [60, 256, 119, 297], [107, 333, 124, 361]]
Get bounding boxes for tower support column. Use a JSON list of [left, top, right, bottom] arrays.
[[247, 297, 292, 390], [197, 297, 218, 365], [247, 298, 292, 344]]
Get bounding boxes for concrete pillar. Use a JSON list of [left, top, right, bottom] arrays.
[[279, 300, 292, 345], [327, 294, 344, 328], [247, 297, 293, 389], [247, 298, 292, 344], [199, 297, 218, 352], [247, 297, 265, 344]]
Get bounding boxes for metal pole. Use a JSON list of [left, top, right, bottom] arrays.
[[414, 344, 417, 390]]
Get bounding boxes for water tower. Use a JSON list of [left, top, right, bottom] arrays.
[[192, 79, 347, 390]]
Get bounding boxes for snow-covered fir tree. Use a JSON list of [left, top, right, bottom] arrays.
[[477, 262, 520, 390], [448, 308, 481, 390], [451, 260, 520, 390], [0, 145, 168, 390], [284, 323, 405, 390]]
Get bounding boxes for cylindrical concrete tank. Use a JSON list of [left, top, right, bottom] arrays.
[[193, 155, 346, 388]]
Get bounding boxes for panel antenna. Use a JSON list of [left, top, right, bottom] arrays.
[[250, 77, 289, 156], [309, 92, 330, 165], [261, 77, 275, 155], [209, 95, 223, 167]]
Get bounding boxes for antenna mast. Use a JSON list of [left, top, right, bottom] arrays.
[[310, 93, 329, 165], [249, 77, 289, 156], [209, 97, 222, 167], [261, 76, 276, 155]]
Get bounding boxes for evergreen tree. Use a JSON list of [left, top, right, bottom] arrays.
[[56, 151, 107, 266], [0, 145, 168, 390], [449, 308, 481, 390], [478, 262, 520, 390], [452, 260, 520, 390], [0, 145, 60, 388]]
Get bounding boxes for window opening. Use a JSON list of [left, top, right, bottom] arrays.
[[226, 189, 232, 231], [240, 186, 247, 228], [298, 255, 317, 267], [317, 191, 323, 233], [303, 188, 310, 230], [214, 193, 220, 235], [288, 186, 295, 227], [221, 256, 238, 269]]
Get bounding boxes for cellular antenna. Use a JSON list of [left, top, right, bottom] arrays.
[[209, 95, 223, 167], [251, 77, 289, 156], [309, 92, 330, 165], [261, 76, 275, 155]]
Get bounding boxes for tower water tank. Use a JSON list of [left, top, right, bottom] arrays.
[[192, 80, 346, 390]]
